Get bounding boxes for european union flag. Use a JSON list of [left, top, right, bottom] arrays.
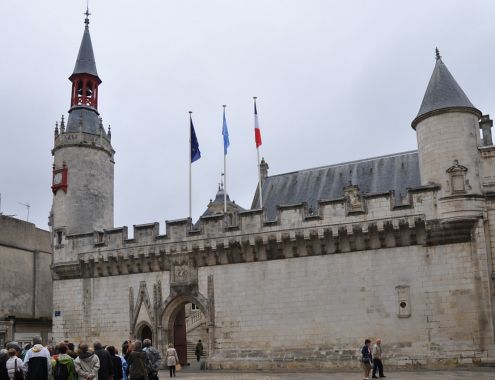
[[222, 108, 230, 155], [190, 116, 201, 163]]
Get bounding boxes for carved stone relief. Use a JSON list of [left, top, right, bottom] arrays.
[[446, 160, 468, 194], [343, 184, 366, 214]]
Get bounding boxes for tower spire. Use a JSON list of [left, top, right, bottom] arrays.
[[65, 6, 103, 134], [411, 50, 479, 128], [84, 3, 91, 27], [435, 47, 441, 61]]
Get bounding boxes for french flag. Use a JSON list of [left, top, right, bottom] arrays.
[[254, 99, 262, 148]]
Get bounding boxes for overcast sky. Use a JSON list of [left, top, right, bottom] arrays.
[[1, 0, 494, 231]]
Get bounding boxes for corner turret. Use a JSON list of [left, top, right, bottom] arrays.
[[412, 49, 483, 220]]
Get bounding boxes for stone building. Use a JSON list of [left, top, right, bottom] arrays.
[[0, 215, 52, 347], [50, 15, 495, 369]]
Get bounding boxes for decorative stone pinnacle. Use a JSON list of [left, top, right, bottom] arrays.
[[435, 47, 441, 61]]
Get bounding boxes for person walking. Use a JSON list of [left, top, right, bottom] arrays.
[[361, 339, 373, 380], [372, 339, 385, 378], [6, 348, 23, 380], [74, 343, 100, 380], [142, 339, 160, 380], [194, 340, 203, 362], [51, 342, 76, 380], [94, 342, 114, 380], [127, 340, 148, 380], [165, 344, 179, 378], [23, 336, 52, 380]]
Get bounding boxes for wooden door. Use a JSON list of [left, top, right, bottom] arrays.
[[173, 307, 187, 365]]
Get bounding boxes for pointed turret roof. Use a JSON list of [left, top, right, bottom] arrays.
[[71, 15, 99, 79], [412, 50, 480, 128]]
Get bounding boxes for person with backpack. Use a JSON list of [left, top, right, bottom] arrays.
[[6, 348, 23, 380], [51, 342, 75, 380], [23, 336, 52, 380], [74, 343, 99, 380], [142, 339, 160, 380], [127, 340, 148, 380]]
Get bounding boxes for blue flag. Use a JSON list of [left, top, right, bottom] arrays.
[[222, 108, 230, 155], [190, 115, 201, 163]]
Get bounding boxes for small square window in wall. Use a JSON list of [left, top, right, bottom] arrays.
[[396, 285, 411, 318]]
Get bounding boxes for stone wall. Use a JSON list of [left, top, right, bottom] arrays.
[[50, 180, 495, 368], [52, 272, 170, 347], [200, 234, 494, 369], [52, 224, 495, 368], [0, 215, 52, 343]]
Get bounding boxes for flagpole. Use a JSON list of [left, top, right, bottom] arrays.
[[189, 111, 192, 220], [223, 105, 227, 214], [254, 97, 263, 209]]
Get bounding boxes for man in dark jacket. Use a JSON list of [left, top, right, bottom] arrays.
[[94, 341, 114, 380], [106, 346, 123, 380], [0, 349, 9, 380], [23, 336, 51, 380], [127, 340, 148, 380], [143, 339, 160, 380]]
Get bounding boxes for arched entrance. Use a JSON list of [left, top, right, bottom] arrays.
[[162, 295, 209, 367], [136, 322, 153, 343]]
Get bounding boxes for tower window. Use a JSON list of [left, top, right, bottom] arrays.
[[77, 80, 83, 97], [56, 230, 63, 246]]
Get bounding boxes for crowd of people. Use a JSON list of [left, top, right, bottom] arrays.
[[1, 335, 383, 379], [0, 337, 169, 380]]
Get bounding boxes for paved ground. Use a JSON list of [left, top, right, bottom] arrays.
[[158, 368, 495, 379]]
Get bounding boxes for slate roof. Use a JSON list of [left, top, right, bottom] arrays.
[[200, 188, 245, 218], [66, 107, 102, 135], [415, 57, 477, 122], [72, 24, 99, 78], [252, 151, 421, 220]]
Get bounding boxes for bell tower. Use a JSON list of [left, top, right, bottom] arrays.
[[50, 9, 114, 256]]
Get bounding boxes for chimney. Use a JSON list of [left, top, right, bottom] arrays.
[[480, 115, 493, 146]]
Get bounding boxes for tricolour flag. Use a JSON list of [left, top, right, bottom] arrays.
[[254, 100, 262, 148], [222, 108, 230, 155], [190, 115, 201, 163]]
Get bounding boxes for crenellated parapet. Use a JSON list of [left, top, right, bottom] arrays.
[[51, 184, 479, 280], [53, 128, 114, 158]]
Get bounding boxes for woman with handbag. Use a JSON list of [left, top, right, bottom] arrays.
[[165, 344, 179, 378], [6, 349, 23, 380], [361, 339, 373, 380]]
